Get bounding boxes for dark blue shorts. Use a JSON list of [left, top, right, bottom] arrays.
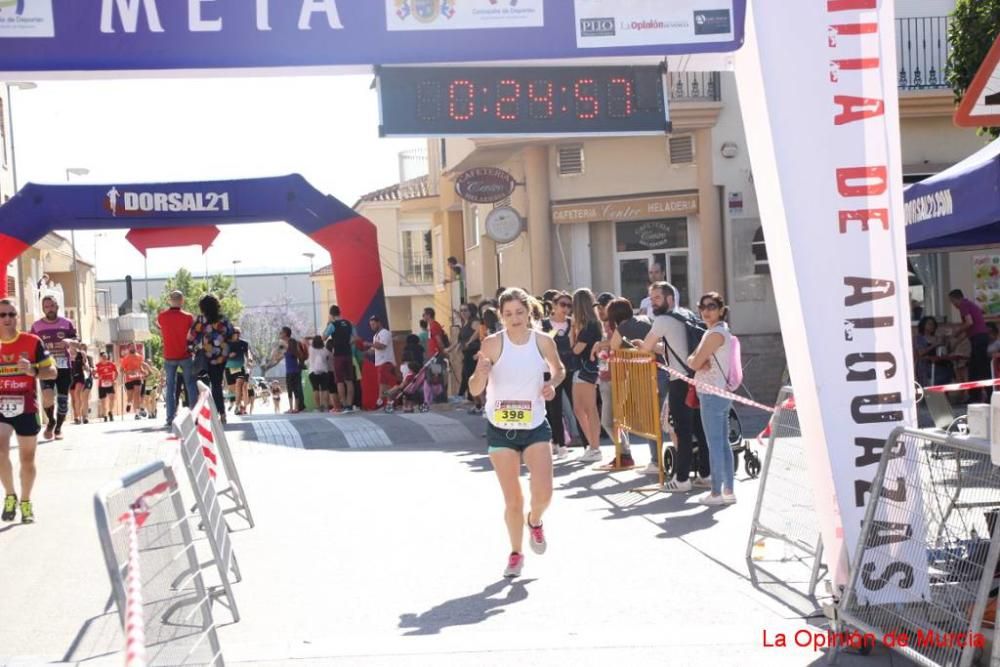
[[486, 420, 553, 454]]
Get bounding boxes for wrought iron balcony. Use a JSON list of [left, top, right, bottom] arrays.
[[896, 16, 950, 91], [667, 71, 722, 102]]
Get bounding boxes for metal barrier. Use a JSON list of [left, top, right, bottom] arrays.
[[745, 387, 827, 601], [609, 349, 664, 487], [195, 381, 254, 528], [175, 405, 242, 623], [836, 427, 1000, 667], [94, 460, 224, 666]]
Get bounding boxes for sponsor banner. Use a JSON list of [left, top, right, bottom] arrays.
[[574, 0, 735, 49], [387, 0, 543, 31], [551, 192, 699, 224], [0, 2, 744, 75], [904, 188, 953, 226], [734, 1, 929, 603], [0, 0, 54, 38]]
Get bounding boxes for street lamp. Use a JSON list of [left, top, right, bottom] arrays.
[[6, 82, 37, 319], [65, 167, 90, 323], [303, 252, 317, 333], [232, 259, 242, 291]]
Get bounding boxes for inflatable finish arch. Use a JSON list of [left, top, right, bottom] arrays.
[[0, 174, 387, 338]]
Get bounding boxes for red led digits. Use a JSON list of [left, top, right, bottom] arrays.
[[574, 78, 599, 119], [495, 79, 521, 121], [448, 79, 475, 121], [608, 77, 634, 118], [528, 80, 554, 119]]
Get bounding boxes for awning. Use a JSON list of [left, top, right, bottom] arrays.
[[905, 137, 1000, 251]]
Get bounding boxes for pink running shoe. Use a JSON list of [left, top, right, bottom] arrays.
[[503, 552, 524, 578], [527, 513, 547, 555]]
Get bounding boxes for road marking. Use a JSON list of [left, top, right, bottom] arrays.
[[326, 417, 393, 449], [395, 412, 476, 443], [250, 420, 304, 449]]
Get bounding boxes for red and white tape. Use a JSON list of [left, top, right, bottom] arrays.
[[658, 364, 776, 413], [923, 377, 1000, 393], [123, 509, 147, 667]]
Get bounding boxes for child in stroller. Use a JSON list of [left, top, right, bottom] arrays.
[[384, 356, 446, 413]]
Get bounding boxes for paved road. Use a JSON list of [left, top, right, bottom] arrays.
[[0, 405, 919, 666]]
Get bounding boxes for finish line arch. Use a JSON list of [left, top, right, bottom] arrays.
[[0, 174, 386, 338]]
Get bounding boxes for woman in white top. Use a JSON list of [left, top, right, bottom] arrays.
[[469, 287, 565, 579], [686, 291, 735, 507], [307, 335, 331, 413]]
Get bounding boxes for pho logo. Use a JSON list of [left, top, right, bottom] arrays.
[[580, 17, 614, 37]]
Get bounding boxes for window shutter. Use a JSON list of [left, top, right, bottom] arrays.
[[5, 275, 13, 297], [557, 145, 584, 176], [667, 135, 695, 165]]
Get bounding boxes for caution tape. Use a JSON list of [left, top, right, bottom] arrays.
[[657, 364, 776, 413], [123, 509, 147, 667], [194, 398, 218, 479], [923, 377, 1000, 393]]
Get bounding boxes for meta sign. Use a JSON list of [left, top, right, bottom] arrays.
[[0, 2, 745, 76]]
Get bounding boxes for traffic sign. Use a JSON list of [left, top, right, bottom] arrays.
[[955, 32, 1000, 128]]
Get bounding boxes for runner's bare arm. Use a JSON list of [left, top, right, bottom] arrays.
[[36, 358, 57, 381], [537, 334, 565, 398], [468, 333, 500, 396], [687, 332, 724, 371]]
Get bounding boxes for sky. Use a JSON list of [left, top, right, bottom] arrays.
[[11, 75, 424, 280]]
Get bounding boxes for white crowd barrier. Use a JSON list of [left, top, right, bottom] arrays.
[[93, 460, 224, 666]]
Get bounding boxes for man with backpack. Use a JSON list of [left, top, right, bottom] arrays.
[[639, 281, 711, 491], [324, 305, 360, 413]]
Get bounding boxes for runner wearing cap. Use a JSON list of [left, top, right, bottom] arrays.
[[0, 299, 57, 524], [468, 287, 565, 578], [30, 295, 77, 441]]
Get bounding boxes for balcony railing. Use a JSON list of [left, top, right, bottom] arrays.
[[896, 16, 950, 90], [402, 253, 434, 285], [667, 71, 721, 102]]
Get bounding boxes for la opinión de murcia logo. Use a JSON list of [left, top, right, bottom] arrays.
[[105, 186, 232, 216]]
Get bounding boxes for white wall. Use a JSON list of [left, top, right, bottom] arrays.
[[712, 72, 780, 335], [894, 0, 955, 18]]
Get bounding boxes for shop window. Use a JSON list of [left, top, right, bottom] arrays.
[[557, 145, 584, 176], [751, 226, 769, 275]]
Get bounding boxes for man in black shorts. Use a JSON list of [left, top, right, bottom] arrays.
[[0, 299, 57, 524], [29, 296, 77, 440]]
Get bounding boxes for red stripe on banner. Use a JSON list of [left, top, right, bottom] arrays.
[[924, 377, 1000, 393]]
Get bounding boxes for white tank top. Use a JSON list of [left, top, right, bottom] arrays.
[[486, 329, 548, 430]]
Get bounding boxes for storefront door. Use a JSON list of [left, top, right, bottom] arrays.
[[614, 218, 690, 310]]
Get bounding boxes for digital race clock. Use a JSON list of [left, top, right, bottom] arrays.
[[377, 66, 670, 137]]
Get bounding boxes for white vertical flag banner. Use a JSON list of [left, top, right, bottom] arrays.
[[735, 0, 929, 603]]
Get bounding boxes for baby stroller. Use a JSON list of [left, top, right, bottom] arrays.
[[662, 407, 762, 480], [383, 356, 444, 413]]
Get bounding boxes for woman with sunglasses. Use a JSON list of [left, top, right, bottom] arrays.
[[540, 291, 575, 459], [687, 292, 736, 506]]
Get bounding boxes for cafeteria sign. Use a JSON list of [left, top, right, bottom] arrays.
[[551, 193, 699, 224]]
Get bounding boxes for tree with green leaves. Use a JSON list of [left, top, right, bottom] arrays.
[[141, 268, 246, 369], [948, 0, 1000, 138]]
